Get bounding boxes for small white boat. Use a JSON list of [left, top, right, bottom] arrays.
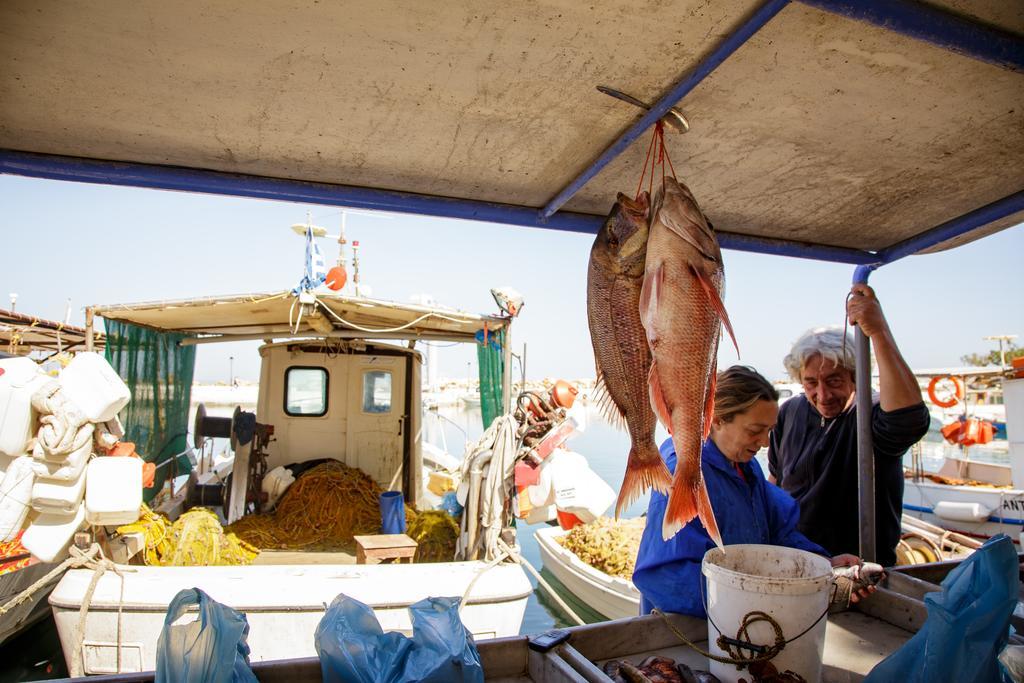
[[534, 525, 640, 621], [903, 375, 1024, 544], [50, 560, 529, 674]]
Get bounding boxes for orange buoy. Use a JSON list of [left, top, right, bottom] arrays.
[[927, 375, 963, 408], [325, 266, 347, 291], [941, 418, 994, 447], [961, 418, 994, 447], [550, 380, 579, 409], [940, 421, 962, 444]]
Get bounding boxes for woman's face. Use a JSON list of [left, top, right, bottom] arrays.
[[711, 399, 779, 463]]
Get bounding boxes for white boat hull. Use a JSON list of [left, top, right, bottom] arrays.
[[534, 525, 639, 621], [903, 478, 1024, 542], [50, 560, 531, 675]]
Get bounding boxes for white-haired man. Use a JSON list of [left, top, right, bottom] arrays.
[[768, 284, 929, 566]]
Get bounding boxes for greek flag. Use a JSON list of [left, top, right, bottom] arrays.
[[293, 225, 327, 293]]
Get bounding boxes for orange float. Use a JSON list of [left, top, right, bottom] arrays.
[[940, 418, 994, 447], [325, 266, 347, 291], [927, 375, 963, 408]]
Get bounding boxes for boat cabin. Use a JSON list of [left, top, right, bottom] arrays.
[[85, 289, 513, 518]]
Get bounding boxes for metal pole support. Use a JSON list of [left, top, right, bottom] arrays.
[[501, 326, 513, 415], [853, 265, 877, 562]]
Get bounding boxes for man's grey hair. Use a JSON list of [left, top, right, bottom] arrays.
[[783, 326, 856, 381]]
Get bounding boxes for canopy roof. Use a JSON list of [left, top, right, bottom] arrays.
[[91, 292, 508, 344], [1, 0, 1021, 262], [0, 308, 104, 355]]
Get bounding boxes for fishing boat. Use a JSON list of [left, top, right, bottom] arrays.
[[902, 370, 1024, 545], [39, 287, 534, 675], [0, 309, 105, 645]]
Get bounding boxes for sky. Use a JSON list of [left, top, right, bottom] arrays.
[[1, 174, 1021, 384]]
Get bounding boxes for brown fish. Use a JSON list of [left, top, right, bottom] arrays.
[[640, 177, 738, 543], [587, 192, 672, 517]]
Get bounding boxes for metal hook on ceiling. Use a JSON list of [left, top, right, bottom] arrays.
[[596, 86, 690, 134]]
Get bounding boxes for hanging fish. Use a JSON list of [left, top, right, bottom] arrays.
[[587, 192, 673, 517], [640, 177, 739, 543]]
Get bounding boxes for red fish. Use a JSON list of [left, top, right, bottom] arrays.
[[587, 192, 672, 517], [640, 178, 738, 543]]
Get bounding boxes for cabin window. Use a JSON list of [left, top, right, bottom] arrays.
[[362, 371, 392, 413], [778, 389, 793, 399], [284, 367, 328, 416]]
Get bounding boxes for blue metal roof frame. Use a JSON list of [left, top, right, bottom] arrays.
[[0, 149, 879, 265], [0, 0, 1021, 267]]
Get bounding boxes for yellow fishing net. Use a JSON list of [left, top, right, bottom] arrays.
[[226, 461, 417, 551], [406, 510, 459, 563], [115, 505, 258, 566], [556, 516, 646, 579]]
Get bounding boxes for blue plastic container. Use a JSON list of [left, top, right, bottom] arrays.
[[379, 490, 406, 534]]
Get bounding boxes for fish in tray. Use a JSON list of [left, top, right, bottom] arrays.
[[640, 177, 739, 543], [587, 191, 673, 517], [603, 655, 721, 682]]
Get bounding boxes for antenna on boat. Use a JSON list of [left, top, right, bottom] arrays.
[[352, 240, 361, 297], [336, 212, 349, 272], [984, 334, 1018, 370]]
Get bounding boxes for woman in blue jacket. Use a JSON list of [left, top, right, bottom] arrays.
[[632, 365, 865, 618]]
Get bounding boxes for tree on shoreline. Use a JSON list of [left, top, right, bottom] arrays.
[[961, 342, 1023, 367]]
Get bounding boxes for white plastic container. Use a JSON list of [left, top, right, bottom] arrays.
[[35, 423, 94, 463], [33, 436, 92, 482], [85, 457, 142, 525], [22, 503, 85, 563], [32, 469, 87, 514], [262, 465, 295, 510], [0, 454, 35, 541], [58, 352, 130, 423], [0, 357, 48, 456], [548, 448, 616, 523], [702, 544, 833, 683]]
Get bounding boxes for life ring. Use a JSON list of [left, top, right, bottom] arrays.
[[927, 375, 963, 408]]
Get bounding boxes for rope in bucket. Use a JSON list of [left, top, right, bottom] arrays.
[[651, 576, 836, 681]]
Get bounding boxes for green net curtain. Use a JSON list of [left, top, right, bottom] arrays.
[[476, 328, 505, 429], [104, 320, 196, 502]]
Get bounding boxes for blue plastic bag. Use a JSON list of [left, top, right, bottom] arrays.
[[155, 588, 258, 683], [865, 534, 1018, 683], [440, 491, 464, 518], [315, 594, 484, 683]]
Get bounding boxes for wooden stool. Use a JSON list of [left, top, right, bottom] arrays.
[[354, 534, 418, 564]]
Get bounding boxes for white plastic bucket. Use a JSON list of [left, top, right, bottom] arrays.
[[702, 544, 833, 683], [58, 352, 130, 423]]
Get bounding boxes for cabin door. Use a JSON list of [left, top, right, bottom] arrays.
[[345, 354, 408, 492]]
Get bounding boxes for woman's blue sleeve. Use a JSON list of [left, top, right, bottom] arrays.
[[765, 481, 828, 557], [632, 490, 714, 619]]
